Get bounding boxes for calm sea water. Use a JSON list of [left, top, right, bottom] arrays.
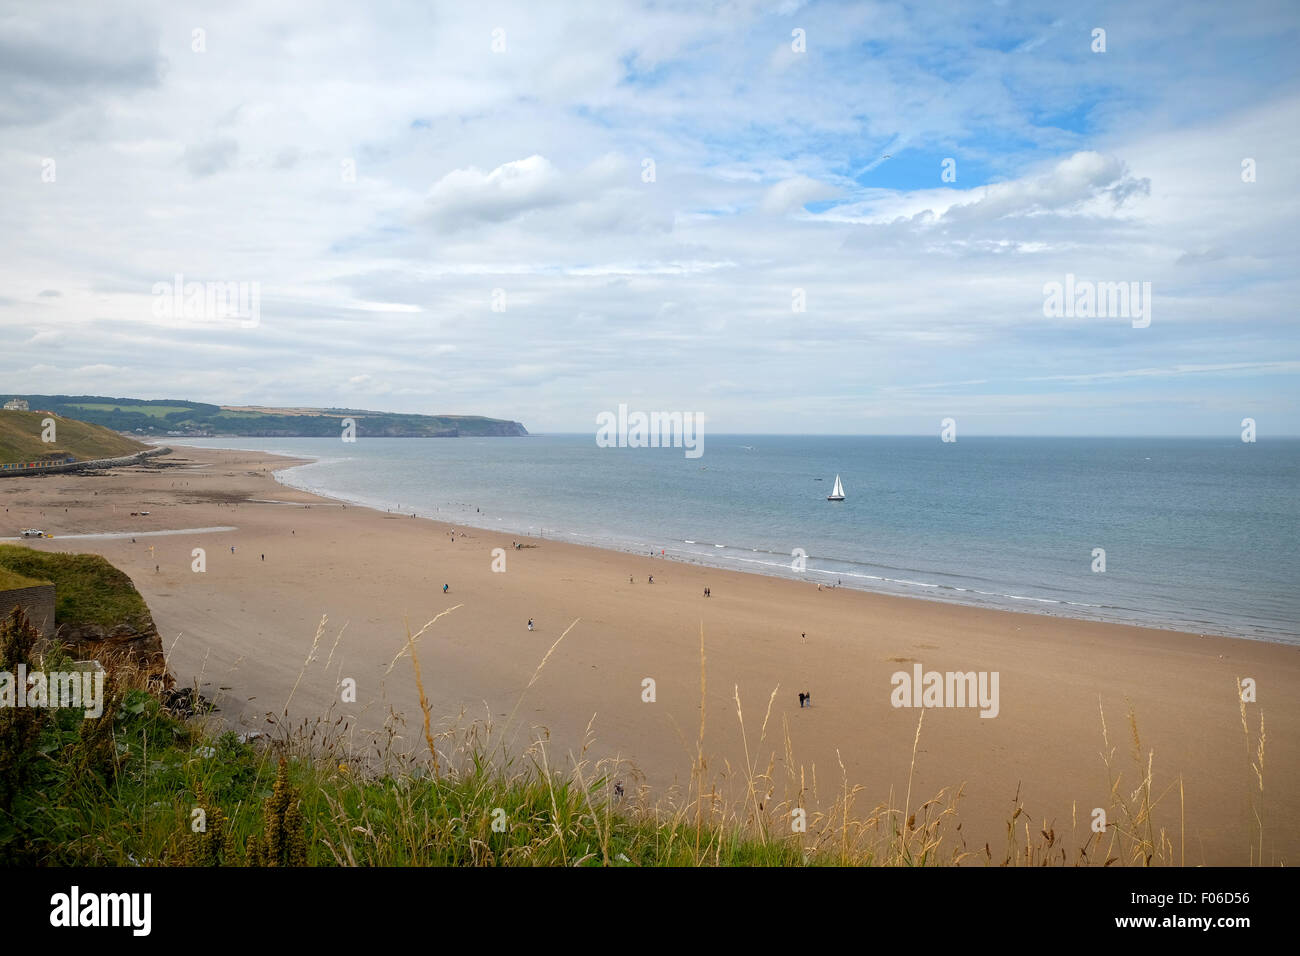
[[176, 436, 1300, 643]]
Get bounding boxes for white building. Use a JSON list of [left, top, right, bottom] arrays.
[[3, 398, 29, 411]]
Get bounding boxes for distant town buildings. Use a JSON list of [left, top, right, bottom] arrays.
[[4, 398, 29, 411]]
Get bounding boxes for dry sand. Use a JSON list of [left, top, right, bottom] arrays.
[[3, 445, 1296, 864]]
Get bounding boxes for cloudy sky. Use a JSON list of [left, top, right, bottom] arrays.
[[2, 0, 1297, 435]]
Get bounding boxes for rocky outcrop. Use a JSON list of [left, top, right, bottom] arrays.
[[2, 547, 175, 691], [54, 618, 170, 688]]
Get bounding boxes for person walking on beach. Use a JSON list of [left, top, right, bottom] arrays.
[[648, 575, 653, 584], [443, 583, 449, 594], [527, 618, 534, 631]]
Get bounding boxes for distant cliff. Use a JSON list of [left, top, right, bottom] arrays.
[[9, 396, 529, 438]]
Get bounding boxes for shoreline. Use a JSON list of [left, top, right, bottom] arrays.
[[165, 438, 1296, 646], [4, 443, 1297, 864]]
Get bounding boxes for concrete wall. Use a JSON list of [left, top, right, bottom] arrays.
[[0, 583, 56, 640]]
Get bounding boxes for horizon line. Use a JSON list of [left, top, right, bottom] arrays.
[[453, 432, 1300, 440]]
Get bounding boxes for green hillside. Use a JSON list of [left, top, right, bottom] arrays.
[[7, 395, 528, 438], [0, 410, 147, 464]]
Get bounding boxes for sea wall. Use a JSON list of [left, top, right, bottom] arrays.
[[0, 446, 171, 478]]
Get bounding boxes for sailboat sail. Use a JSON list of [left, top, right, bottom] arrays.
[[828, 474, 845, 500]]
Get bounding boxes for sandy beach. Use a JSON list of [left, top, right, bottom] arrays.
[[2, 445, 1296, 865]]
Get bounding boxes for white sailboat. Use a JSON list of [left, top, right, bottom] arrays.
[[827, 474, 845, 501]]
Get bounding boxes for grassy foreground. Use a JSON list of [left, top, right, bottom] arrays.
[[0, 608, 1272, 866], [0, 607, 812, 866]]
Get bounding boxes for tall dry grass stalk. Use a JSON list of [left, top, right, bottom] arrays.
[[732, 683, 766, 844], [502, 617, 580, 740], [694, 622, 707, 858], [1237, 675, 1266, 865], [387, 605, 464, 778], [406, 620, 439, 778], [281, 614, 328, 716]]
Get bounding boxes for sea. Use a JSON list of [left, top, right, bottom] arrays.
[[173, 435, 1299, 644]]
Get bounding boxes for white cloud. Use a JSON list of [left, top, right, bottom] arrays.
[[825, 151, 1149, 228], [761, 175, 842, 215], [421, 155, 569, 229]]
